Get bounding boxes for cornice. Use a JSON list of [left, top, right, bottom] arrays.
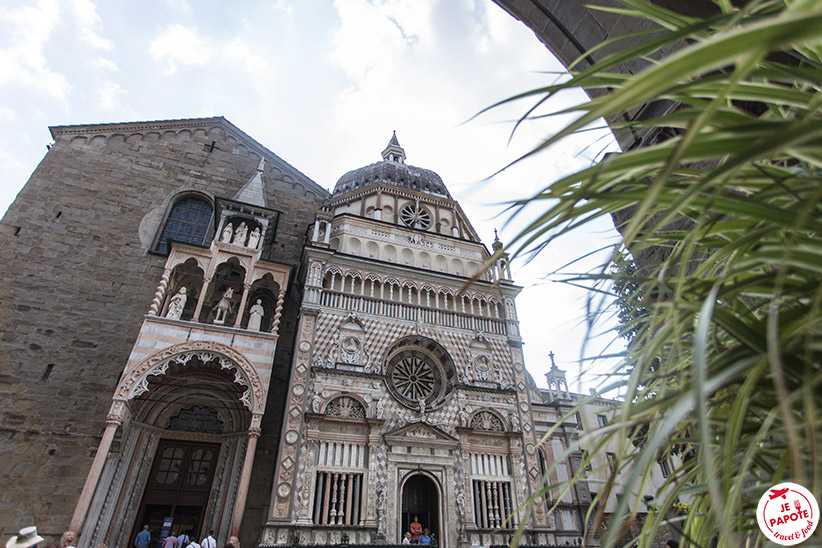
[[48, 116, 330, 197]]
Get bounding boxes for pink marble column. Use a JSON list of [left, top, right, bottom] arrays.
[[233, 283, 252, 328], [193, 276, 212, 322], [69, 415, 123, 532], [230, 424, 261, 536]]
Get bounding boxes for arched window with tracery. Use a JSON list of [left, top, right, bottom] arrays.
[[155, 194, 214, 253]]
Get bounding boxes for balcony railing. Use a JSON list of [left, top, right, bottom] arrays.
[[312, 288, 507, 336]]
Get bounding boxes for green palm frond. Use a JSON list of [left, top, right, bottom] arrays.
[[494, 1, 822, 547]]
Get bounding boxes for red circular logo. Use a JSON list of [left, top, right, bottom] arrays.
[[757, 482, 819, 545]]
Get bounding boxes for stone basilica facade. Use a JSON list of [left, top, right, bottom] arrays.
[[0, 118, 657, 548]]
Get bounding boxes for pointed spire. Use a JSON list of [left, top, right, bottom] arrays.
[[381, 130, 406, 164], [545, 350, 571, 400], [233, 157, 268, 207], [492, 228, 503, 253]]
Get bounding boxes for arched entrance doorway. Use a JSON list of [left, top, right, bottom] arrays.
[[119, 347, 256, 548], [401, 474, 440, 547], [132, 438, 220, 539]]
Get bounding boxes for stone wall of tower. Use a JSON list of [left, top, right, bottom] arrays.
[[0, 119, 328, 540]]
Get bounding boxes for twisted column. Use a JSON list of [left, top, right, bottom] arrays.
[[270, 289, 285, 334], [147, 269, 172, 315]]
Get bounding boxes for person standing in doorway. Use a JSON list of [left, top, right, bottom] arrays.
[[419, 529, 431, 545], [409, 516, 422, 544], [200, 531, 216, 548], [134, 526, 150, 548]]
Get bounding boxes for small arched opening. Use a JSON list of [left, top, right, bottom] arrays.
[[400, 472, 441, 547]]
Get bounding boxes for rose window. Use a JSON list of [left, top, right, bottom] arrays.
[[391, 355, 436, 401], [384, 336, 456, 411], [400, 204, 432, 230]]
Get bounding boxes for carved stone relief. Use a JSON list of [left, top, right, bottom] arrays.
[[470, 411, 504, 432], [325, 395, 366, 419], [167, 405, 224, 433]]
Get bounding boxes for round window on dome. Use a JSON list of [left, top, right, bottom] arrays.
[[400, 203, 432, 230]]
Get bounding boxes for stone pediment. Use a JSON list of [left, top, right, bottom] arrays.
[[384, 421, 458, 447]]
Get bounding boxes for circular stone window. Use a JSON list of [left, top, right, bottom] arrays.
[[384, 336, 455, 411], [400, 203, 432, 230]]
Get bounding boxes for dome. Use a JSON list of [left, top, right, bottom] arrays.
[[333, 161, 451, 198], [332, 133, 452, 199]]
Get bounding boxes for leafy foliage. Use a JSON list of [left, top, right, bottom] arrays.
[[494, 1, 822, 547]]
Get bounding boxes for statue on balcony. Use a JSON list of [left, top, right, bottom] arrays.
[[213, 288, 234, 324], [165, 287, 187, 320], [232, 222, 247, 246], [247, 299, 264, 331], [221, 223, 233, 243], [247, 227, 261, 249]]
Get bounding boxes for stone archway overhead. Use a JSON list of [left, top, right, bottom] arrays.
[[113, 340, 266, 413], [492, 0, 719, 151]]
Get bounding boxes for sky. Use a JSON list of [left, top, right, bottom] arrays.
[[0, 0, 623, 393]]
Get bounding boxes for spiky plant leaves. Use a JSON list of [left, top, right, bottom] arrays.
[[494, 1, 822, 547]]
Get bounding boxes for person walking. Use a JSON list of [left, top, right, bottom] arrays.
[[183, 533, 199, 548], [161, 533, 177, 548], [134, 527, 150, 548], [5, 526, 44, 548], [176, 531, 189, 548], [200, 531, 216, 548]]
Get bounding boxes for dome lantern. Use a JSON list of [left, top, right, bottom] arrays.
[[381, 131, 406, 164]]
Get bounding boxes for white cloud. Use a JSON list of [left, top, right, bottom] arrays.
[[149, 24, 215, 75], [148, 24, 273, 89], [0, 105, 17, 121], [271, 0, 293, 14], [0, 0, 72, 104], [226, 38, 269, 79], [163, 0, 192, 12], [98, 81, 125, 110], [69, 0, 113, 51]]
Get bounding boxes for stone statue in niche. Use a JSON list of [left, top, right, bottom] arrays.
[[509, 410, 520, 431], [376, 398, 384, 419], [165, 287, 187, 320], [311, 392, 322, 414], [458, 405, 470, 427], [456, 489, 466, 521], [418, 397, 426, 420], [213, 288, 234, 324], [232, 222, 248, 246], [247, 299, 264, 331], [221, 223, 233, 243], [247, 227, 261, 249]]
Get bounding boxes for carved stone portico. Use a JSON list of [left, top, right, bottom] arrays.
[[69, 173, 293, 548]]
